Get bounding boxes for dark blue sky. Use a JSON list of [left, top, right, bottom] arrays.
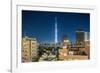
[[22, 10, 90, 43]]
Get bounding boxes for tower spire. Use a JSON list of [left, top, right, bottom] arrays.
[[55, 17, 58, 44]]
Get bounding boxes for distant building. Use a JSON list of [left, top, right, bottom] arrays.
[[60, 30, 90, 60], [84, 32, 90, 59], [62, 35, 69, 47], [76, 30, 90, 59], [84, 32, 90, 41], [22, 36, 38, 62], [76, 30, 85, 45], [76, 29, 90, 45]]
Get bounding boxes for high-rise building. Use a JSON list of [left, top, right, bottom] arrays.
[[76, 30, 85, 45], [84, 32, 90, 59], [76, 29, 90, 45], [22, 36, 38, 62], [76, 30, 90, 59], [84, 32, 90, 41]]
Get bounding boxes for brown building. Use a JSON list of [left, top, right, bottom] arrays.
[[85, 41, 90, 59], [58, 38, 89, 60], [58, 46, 68, 60], [22, 36, 38, 62]]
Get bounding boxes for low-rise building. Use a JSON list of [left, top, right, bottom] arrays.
[[58, 46, 68, 60]]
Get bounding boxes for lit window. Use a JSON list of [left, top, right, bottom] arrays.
[[64, 53, 67, 56]]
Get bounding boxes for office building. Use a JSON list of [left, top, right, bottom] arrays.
[[76, 29, 85, 45]]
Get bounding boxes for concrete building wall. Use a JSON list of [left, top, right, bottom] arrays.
[[22, 37, 31, 62], [22, 36, 38, 62]]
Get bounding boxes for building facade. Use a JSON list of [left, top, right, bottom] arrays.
[[62, 35, 69, 47], [76, 30, 85, 45], [22, 36, 38, 62], [58, 46, 68, 60]]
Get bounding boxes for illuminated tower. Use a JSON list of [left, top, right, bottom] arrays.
[[55, 17, 58, 44]]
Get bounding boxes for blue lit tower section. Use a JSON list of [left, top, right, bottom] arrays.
[[55, 17, 58, 44], [54, 17, 58, 56]]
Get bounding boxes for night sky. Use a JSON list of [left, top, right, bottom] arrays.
[[22, 10, 90, 43]]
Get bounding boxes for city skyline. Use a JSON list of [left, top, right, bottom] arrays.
[[22, 10, 90, 43]]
